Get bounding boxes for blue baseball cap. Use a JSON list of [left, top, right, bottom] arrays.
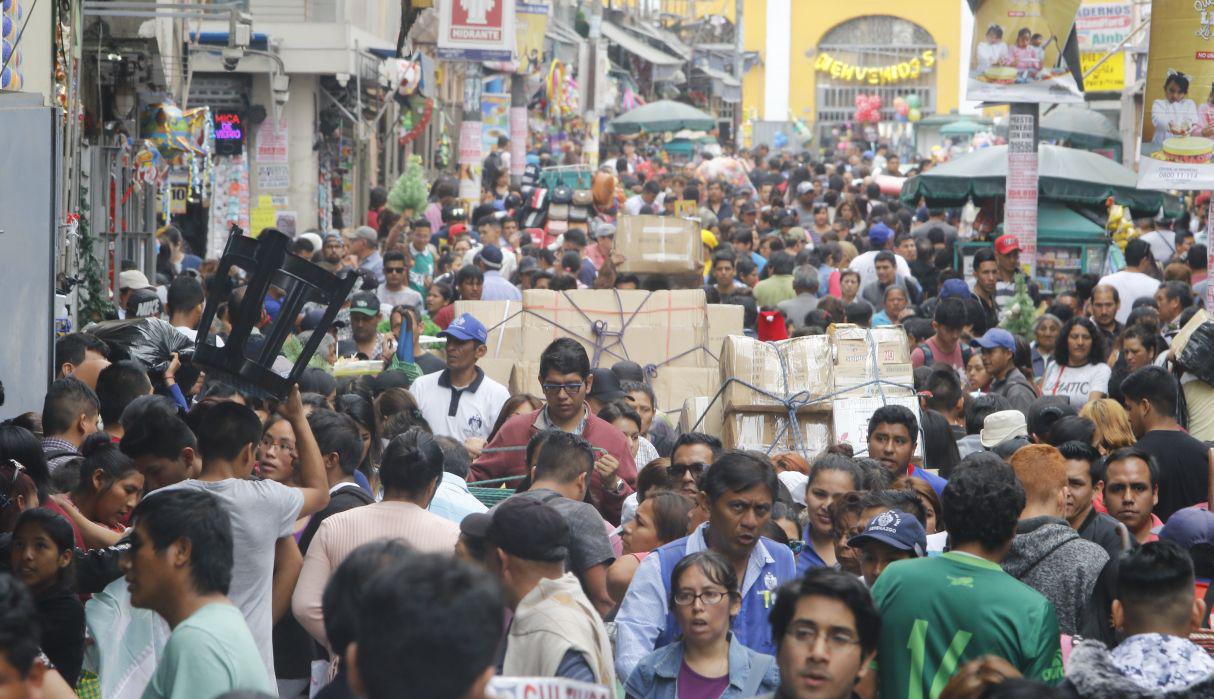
[[939, 278, 972, 300], [440, 313, 488, 344], [848, 509, 926, 557], [1160, 507, 1214, 550], [868, 223, 894, 247], [971, 328, 1016, 352]]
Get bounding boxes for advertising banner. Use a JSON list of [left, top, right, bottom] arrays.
[[515, 2, 549, 75], [1006, 113, 1039, 275], [966, 0, 1084, 103], [1079, 51, 1125, 91], [1137, 0, 1214, 189], [438, 0, 516, 62], [1075, 1, 1132, 50], [481, 92, 511, 156]]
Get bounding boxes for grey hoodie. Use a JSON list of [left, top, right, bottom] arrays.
[[1000, 516, 1109, 636]]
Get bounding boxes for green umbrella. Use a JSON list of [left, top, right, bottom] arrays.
[[1040, 106, 1120, 147], [900, 144, 1176, 217], [939, 119, 988, 137], [607, 100, 717, 135]]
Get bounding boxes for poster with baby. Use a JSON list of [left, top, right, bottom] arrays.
[[967, 0, 1084, 103], [1137, 0, 1214, 189]]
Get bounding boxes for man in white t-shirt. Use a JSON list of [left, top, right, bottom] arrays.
[[849, 223, 915, 287], [161, 391, 331, 680], [410, 313, 510, 458], [1138, 221, 1180, 265], [1098, 239, 1161, 325]]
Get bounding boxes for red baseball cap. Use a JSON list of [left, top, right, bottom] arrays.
[[994, 234, 1021, 255]]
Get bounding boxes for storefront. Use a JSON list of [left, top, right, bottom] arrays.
[[730, 0, 962, 136]]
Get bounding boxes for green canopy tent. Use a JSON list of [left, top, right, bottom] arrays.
[[1040, 106, 1123, 161], [901, 144, 1181, 218], [606, 100, 717, 135], [938, 119, 988, 137]]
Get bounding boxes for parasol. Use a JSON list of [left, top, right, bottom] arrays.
[[607, 100, 717, 135]]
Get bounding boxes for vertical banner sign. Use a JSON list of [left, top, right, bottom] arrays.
[[514, 2, 549, 76], [509, 106, 527, 178], [1136, 0, 1214, 189], [438, 0, 516, 62], [966, 0, 1084, 103], [458, 120, 482, 203], [1006, 113, 1039, 275], [480, 92, 510, 156]]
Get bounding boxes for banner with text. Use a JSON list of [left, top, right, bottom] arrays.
[[438, 0, 516, 62], [1075, 1, 1132, 50], [1006, 113, 1039, 275], [967, 0, 1084, 103], [1137, 0, 1214, 189]]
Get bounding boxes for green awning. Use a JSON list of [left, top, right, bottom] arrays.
[[992, 202, 1107, 242], [901, 144, 1174, 218]]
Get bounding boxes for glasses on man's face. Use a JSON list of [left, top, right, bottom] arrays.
[[261, 437, 296, 455], [784, 623, 862, 652], [672, 589, 729, 606], [670, 462, 708, 479], [541, 382, 584, 396], [385, 267, 407, 274]]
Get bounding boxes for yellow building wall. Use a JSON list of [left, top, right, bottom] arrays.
[[702, 0, 962, 124]]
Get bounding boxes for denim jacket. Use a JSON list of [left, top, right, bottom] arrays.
[[624, 634, 780, 699]]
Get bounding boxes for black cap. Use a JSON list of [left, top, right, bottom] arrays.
[[349, 292, 380, 317], [461, 497, 569, 562], [125, 288, 163, 318], [1026, 396, 1076, 439], [612, 361, 645, 383], [587, 367, 626, 403]]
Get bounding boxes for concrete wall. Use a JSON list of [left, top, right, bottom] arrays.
[[248, 73, 320, 231]]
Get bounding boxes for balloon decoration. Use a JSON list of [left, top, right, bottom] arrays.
[[852, 93, 883, 124], [908, 108, 922, 122], [397, 95, 434, 146]]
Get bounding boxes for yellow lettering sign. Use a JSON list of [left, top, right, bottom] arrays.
[[815, 49, 937, 85]]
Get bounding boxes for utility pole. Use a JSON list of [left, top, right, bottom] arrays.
[[584, 0, 603, 168], [734, 0, 744, 146]]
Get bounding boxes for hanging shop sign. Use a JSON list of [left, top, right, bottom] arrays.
[[966, 0, 1084, 104], [214, 111, 245, 156], [814, 50, 936, 85], [438, 0, 517, 62], [1137, 0, 1214, 188]]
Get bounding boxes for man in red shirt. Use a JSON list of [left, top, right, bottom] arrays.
[[471, 338, 636, 524]]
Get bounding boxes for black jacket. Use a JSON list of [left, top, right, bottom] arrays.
[[36, 583, 85, 686], [298, 483, 376, 554]]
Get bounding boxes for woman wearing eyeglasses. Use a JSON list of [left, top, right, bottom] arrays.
[[624, 550, 780, 699]]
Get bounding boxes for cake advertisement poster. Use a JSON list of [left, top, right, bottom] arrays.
[[967, 0, 1084, 103], [1138, 0, 1214, 189]]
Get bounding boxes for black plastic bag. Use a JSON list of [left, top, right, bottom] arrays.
[[1177, 321, 1214, 387], [83, 317, 193, 373]]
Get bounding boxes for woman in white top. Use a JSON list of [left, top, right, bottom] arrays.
[[974, 24, 1010, 72], [1150, 71, 1201, 146], [1040, 317, 1111, 409]]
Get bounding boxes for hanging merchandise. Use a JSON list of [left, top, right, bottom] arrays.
[[386, 154, 429, 214], [397, 95, 434, 146], [208, 155, 250, 258], [133, 142, 165, 186]]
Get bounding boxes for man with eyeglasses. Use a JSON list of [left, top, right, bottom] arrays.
[[471, 338, 637, 525], [670, 433, 723, 500], [614, 452, 796, 682], [760, 568, 881, 699], [376, 250, 423, 312]]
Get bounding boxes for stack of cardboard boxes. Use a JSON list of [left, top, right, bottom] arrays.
[[679, 324, 920, 460], [454, 289, 743, 412]]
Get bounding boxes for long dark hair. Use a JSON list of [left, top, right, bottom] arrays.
[[488, 394, 543, 442], [0, 425, 50, 502], [12, 508, 75, 590], [1054, 316, 1107, 367], [336, 393, 381, 476]]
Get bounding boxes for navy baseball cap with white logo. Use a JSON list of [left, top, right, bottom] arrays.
[[848, 509, 927, 557], [440, 313, 488, 345]]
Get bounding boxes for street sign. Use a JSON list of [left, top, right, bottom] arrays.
[[438, 0, 516, 62]]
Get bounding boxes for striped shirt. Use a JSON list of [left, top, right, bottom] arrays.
[[291, 501, 459, 648]]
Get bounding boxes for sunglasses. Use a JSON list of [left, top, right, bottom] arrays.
[[385, 267, 408, 274], [541, 382, 584, 396], [670, 461, 708, 478], [786, 539, 806, 555]]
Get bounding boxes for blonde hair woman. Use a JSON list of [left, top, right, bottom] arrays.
[[1079, 399, 1136, 454]]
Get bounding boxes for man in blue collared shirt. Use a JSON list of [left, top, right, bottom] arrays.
[[428, 435, 488, 524], [614, 452, 796, 681]]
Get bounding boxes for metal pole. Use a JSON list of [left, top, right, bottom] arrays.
[[734, 0, 744, 145]]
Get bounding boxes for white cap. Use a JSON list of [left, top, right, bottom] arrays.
[[980, 410, 1028, 449], [118, 269, 152, 291], [778, 471, 809, 508], [298, 232, 323, 254]]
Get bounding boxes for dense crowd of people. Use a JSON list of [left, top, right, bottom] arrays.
[[2, 140, 1214, 699]]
